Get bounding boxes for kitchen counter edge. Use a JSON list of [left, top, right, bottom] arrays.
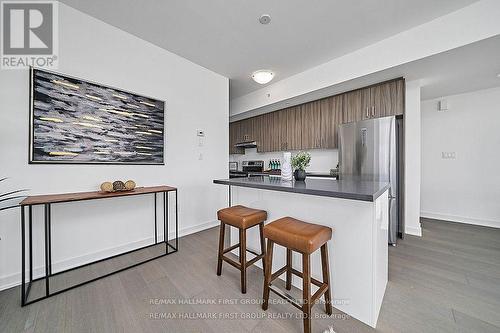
[[213, 178, 389, 202]]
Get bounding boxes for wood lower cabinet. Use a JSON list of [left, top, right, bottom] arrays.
[[229, 78, 404, 154]]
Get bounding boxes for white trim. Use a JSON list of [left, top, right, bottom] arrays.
[[0, 220, 219, 291], [420, 211, 500, 229], [176, 220, 219, 238], [405, 225, 422, 237]]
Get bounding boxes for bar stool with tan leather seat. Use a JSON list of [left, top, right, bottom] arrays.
[[216, 205, 267, 293], [262, 217, 333, 333]]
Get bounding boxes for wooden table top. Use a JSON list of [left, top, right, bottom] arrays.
[[20, 185, 176, 205]]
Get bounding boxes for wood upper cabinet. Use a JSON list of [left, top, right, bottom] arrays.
[[301, 101, 321, 149], [251, 115, 263, 152], [343, 78, 404, 122], [239, 118, 252, 142], [230, 117, 264, 153], [261, 111, 283, 152], [229, 122, 243, 154], [229, 78, 404, 153], [283, 106, 302, 151], [343, 87, 371, 123], [371, 79, 404, 117], [320, 95, 343, 148]]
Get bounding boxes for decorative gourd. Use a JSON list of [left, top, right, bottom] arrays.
[[100, 182, 113, 192], [124, 180, 136, 190], [112, 180, 125, 191]]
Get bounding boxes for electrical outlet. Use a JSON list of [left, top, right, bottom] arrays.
[[441, 152, 456, 159]]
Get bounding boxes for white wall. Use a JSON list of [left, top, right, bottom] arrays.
[[421, 87, 500, 228], [229, 148, 338, 173], [230, 0, 500, 116], [405, 81, 422, 236], [0, 4, 228, 290]]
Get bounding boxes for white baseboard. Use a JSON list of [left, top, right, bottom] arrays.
[[420, 211, 500, 229], [0, 220, 219, 292], [405, 225, 422, 237], [177, 220, 218, 238]]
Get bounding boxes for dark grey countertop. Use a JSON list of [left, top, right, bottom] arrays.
[[246, 171, 336, 178], [214, 176, 390, 202]]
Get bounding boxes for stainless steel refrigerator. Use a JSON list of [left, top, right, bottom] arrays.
[[338, 116, 404, 244]]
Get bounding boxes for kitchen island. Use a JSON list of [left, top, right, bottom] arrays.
[[213, 176, 389, 328]]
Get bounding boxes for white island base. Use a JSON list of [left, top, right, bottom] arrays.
[[229, 186, 388, 328]]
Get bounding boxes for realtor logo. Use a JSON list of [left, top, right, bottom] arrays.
[[1, 1, 58, 69]]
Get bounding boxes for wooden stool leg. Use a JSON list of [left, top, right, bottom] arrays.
[[216, 222, 225, 276], [239, 228, 247, 294], [302, 253, 312, 333], [259, 222, 266, 277], [321, 244, 333, 315], [262, 240, 274, 311], [286, 249, 292, 290]]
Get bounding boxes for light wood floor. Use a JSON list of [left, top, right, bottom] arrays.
[[1, 218, 500, 333]]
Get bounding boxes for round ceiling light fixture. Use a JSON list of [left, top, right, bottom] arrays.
[[252, 70, 274, 84], [259, 14, 271, 25]]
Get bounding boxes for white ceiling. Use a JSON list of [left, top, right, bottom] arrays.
[[229, 35, 500, 121], [60, 0, 479, 99]]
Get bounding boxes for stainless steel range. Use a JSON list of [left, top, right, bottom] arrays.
[[229, 160, 264, 178]]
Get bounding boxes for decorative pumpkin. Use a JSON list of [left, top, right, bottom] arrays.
[[100, 181, 113, 192], [112, 180, 125, 191], [125, 180, 136, 190]]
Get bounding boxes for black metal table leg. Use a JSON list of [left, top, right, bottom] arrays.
[[229, 185, 231, 207], [29, 206, 33, 283], [154, 193, 157, 244], [175, 189, 178, 251], [21, 206, 25, 306], [164, 192, 168, 253], [44, 204, 50, 296], [48, 204, 52, 276]]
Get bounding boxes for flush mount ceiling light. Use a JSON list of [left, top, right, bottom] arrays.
[[252, 70, 274, 84]]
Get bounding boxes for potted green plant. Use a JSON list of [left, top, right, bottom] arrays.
[[291, 151, 311, 181]]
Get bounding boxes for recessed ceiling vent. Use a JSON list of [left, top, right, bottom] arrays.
[[259, 14, 271, 25]]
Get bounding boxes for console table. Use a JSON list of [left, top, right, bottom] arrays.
[[19, 185, 178, 306]]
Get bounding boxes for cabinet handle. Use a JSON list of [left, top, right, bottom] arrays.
[[371, 106, 375, 117], [366, 107, 369, 118]]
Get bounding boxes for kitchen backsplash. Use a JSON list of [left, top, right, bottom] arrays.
[[229, 148, 339, 172]]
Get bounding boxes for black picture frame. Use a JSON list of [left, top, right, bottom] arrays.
[[29, 67, 165, 165]]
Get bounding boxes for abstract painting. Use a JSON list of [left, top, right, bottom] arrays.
[[29, 68, 165, 164]]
